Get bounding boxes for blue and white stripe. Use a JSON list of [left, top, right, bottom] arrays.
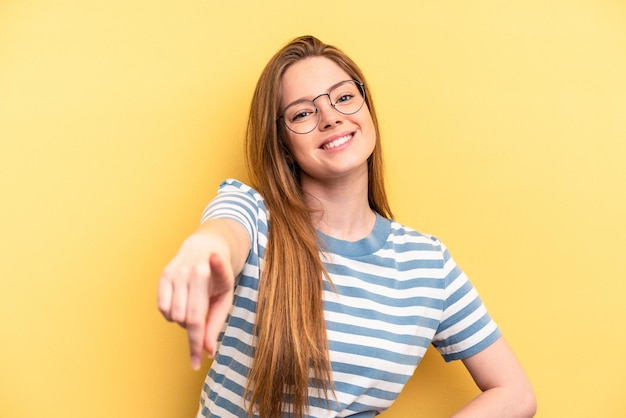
[[196, 179, 500, 418]]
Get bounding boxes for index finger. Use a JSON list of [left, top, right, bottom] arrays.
[[203, 253, 235, 358], [186, 263, 210, 370]]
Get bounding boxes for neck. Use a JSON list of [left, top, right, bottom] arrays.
[[301, 171, 376, 242]]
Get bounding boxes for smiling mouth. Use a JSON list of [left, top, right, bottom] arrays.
[[321, 133, 353, 150]]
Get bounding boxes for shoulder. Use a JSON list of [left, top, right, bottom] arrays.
[[201, 178, 269, 229], [387, 218, 445, 253], [212, 178, 268, 217], [217, 178, 265, 203]]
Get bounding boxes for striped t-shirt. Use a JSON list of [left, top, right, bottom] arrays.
[[196, 179, 500, 418]]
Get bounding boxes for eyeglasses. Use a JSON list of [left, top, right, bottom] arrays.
[[277, 80, 366, 135]]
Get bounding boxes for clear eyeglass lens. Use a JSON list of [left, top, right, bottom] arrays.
[[283, 80, 364, 134]]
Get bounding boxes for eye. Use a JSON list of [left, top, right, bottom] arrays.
[[332, 82, 360, 105], [287, 103, 316, 123], [335, 93, 354, 104], [292, 110, 313, 121]]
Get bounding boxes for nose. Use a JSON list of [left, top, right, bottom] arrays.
[[312, 93, 342, 130]]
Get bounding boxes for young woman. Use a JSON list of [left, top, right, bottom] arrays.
[[157, 35, 536, 418]]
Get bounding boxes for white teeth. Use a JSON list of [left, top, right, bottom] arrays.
[[322, 134, 352, 150]]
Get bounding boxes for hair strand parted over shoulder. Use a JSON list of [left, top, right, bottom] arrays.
[[244, 35, 393, 417]]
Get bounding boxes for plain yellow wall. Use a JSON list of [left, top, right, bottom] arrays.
[[1, 1, 625, 417]]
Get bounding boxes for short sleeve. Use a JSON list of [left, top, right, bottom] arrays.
[[431, 241, 501, 361], [200, 179, 264, 246]]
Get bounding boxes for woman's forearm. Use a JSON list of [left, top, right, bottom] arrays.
[[454, 338, 537, 417], [451, 386, 537, 418]]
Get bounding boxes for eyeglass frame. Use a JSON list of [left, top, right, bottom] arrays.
[[276, 79, 367, 135]]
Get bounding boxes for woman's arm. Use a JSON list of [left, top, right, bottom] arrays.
[[157, 218, 251, 370], [452, 337, 537, 417]]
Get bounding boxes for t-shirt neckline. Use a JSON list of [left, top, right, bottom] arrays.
[[316, 213, 391, 257]]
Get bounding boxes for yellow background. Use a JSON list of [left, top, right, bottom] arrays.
[[1, 0, 625, 416]]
